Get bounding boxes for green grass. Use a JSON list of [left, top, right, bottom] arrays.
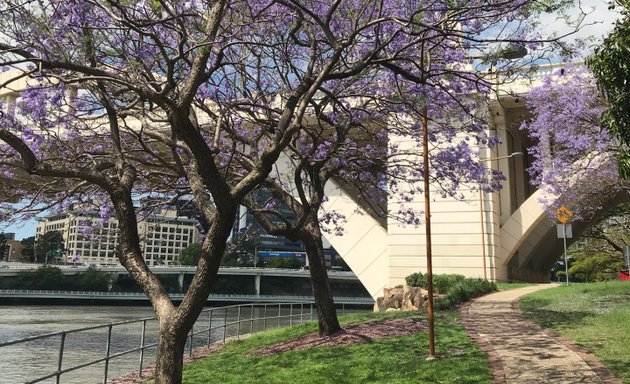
[[182, 310, 491, 384], [519, 281, 630, 383], [495, 282, 535, 291]]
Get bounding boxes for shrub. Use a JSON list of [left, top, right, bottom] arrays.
[[16, 265, 67, 290], [433, 274, 466, 294], [436, 278, 497, 309], [405, 272, 426, 288], [404, 271, 497, 309], [404, 272, 466, 293], [77, 266, 112, 291]]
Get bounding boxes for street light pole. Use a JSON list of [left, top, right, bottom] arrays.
[[478, 176, 491, 281], [422, 105, 435, 359], [478, 152, 522, 280]]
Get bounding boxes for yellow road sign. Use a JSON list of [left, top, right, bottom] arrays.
[[556, 205, 573, 224]]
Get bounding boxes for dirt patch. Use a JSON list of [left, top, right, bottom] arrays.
[[252, 317, 427, 357]]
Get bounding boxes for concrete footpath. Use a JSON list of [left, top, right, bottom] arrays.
[[460, 285, 621, 384]]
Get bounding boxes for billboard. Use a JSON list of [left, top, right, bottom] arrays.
[[258, 250, 306, 258]]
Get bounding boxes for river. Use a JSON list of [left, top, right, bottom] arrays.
[[0, 304, 316, 384]]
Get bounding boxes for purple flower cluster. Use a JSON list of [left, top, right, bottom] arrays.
[[521, 67, 621, 219]]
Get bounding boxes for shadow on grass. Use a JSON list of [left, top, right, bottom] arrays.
[[182, 311, 491, 384], [602, 358, 630, 378], [519, 297, 591, 329]]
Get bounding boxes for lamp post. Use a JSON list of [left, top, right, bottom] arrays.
[[478, 152, 522, 280], [420, 44, 527, 359], [421, 105, 436, 359]]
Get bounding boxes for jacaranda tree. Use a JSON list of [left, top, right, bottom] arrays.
[[521, 67, 626, 220], [0, 1, 580, 382]]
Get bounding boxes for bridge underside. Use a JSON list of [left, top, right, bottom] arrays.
[[507, 189, 630, 282], [323, 95, 628, 298]]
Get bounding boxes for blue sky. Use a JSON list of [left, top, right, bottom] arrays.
[[3, 220, 35, 240]]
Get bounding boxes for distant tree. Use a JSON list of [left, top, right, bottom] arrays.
[[222, 230, 258, 267], [17, 265, 66, 290], [35, 231, 65, 264], [568, 251, 621, 282], [77, 266, 112, 292], [587, 0, 630, 177], [177, 243, 202, 266], [581, 203, 630, 255], [0, 234, 6, 260], [265, 257, 303, 269], [20, 236, 35, 260], [565, 202, 630, 281]]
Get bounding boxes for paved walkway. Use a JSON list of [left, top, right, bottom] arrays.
[[460, 285, 621, 384]]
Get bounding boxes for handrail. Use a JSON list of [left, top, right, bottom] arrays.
[[0, 301, 355, 384], [0, 289, 374, 303]]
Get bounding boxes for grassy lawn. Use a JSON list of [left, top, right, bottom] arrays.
[[519, 281, 630, 383], [495, 282, 535, 291], [182, 310, 491, 384]]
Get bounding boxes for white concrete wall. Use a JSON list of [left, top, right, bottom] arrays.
[[321, 181, 389, 298]]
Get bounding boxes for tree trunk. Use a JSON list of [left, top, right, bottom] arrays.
[[154, 322, 187, 384], [302, 221, 341, 336]]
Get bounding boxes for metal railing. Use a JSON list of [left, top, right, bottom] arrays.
[[0, 289, 374, 305], [0, 302, 354, 384]]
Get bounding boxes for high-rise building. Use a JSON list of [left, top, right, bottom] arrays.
[[232, 189, 344, 269], [0, 233, 15, 240], [36, 209, 200, 266]]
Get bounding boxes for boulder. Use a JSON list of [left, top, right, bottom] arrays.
[[374, 285, 429, 312], [374, 290, 403, 312]]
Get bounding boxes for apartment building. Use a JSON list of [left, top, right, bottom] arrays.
[[36, 210, 200, 266]]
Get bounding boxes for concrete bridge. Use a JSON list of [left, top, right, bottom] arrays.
[[0, 263, 360, 296], [1, 63, 623, 301], [318, 63, 627, 299]]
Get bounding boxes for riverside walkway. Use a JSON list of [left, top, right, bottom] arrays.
[[461, 285, 621, 384]]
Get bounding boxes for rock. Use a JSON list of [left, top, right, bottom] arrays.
[[403, 285, 428, 311], [374, 285, 429, 312]]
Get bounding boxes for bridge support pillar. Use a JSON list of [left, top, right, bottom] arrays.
[[255, 274, 261, 296], [178, 272, 184, 292]]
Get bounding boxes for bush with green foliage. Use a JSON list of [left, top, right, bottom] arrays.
[[405, 271, 497, 309], [405, 272, 466, 294], [405, 272, 427, 288], [76, 266, 112, 291], [265, 257, 303, 269], [433, 274, 466, 294], [436, 278, 497, 309], [16, 265, 66, 290], [178, 243, 202, 266], [10, 266, 113, 291]]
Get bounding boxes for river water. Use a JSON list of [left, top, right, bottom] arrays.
[[0, 304, 315, 384]]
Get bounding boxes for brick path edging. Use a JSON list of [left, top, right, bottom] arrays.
[[459, 302, 506, 384]]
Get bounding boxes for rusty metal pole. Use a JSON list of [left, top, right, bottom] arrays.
[[422, 105, 435, 359], [479, 189, 488, 280]]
